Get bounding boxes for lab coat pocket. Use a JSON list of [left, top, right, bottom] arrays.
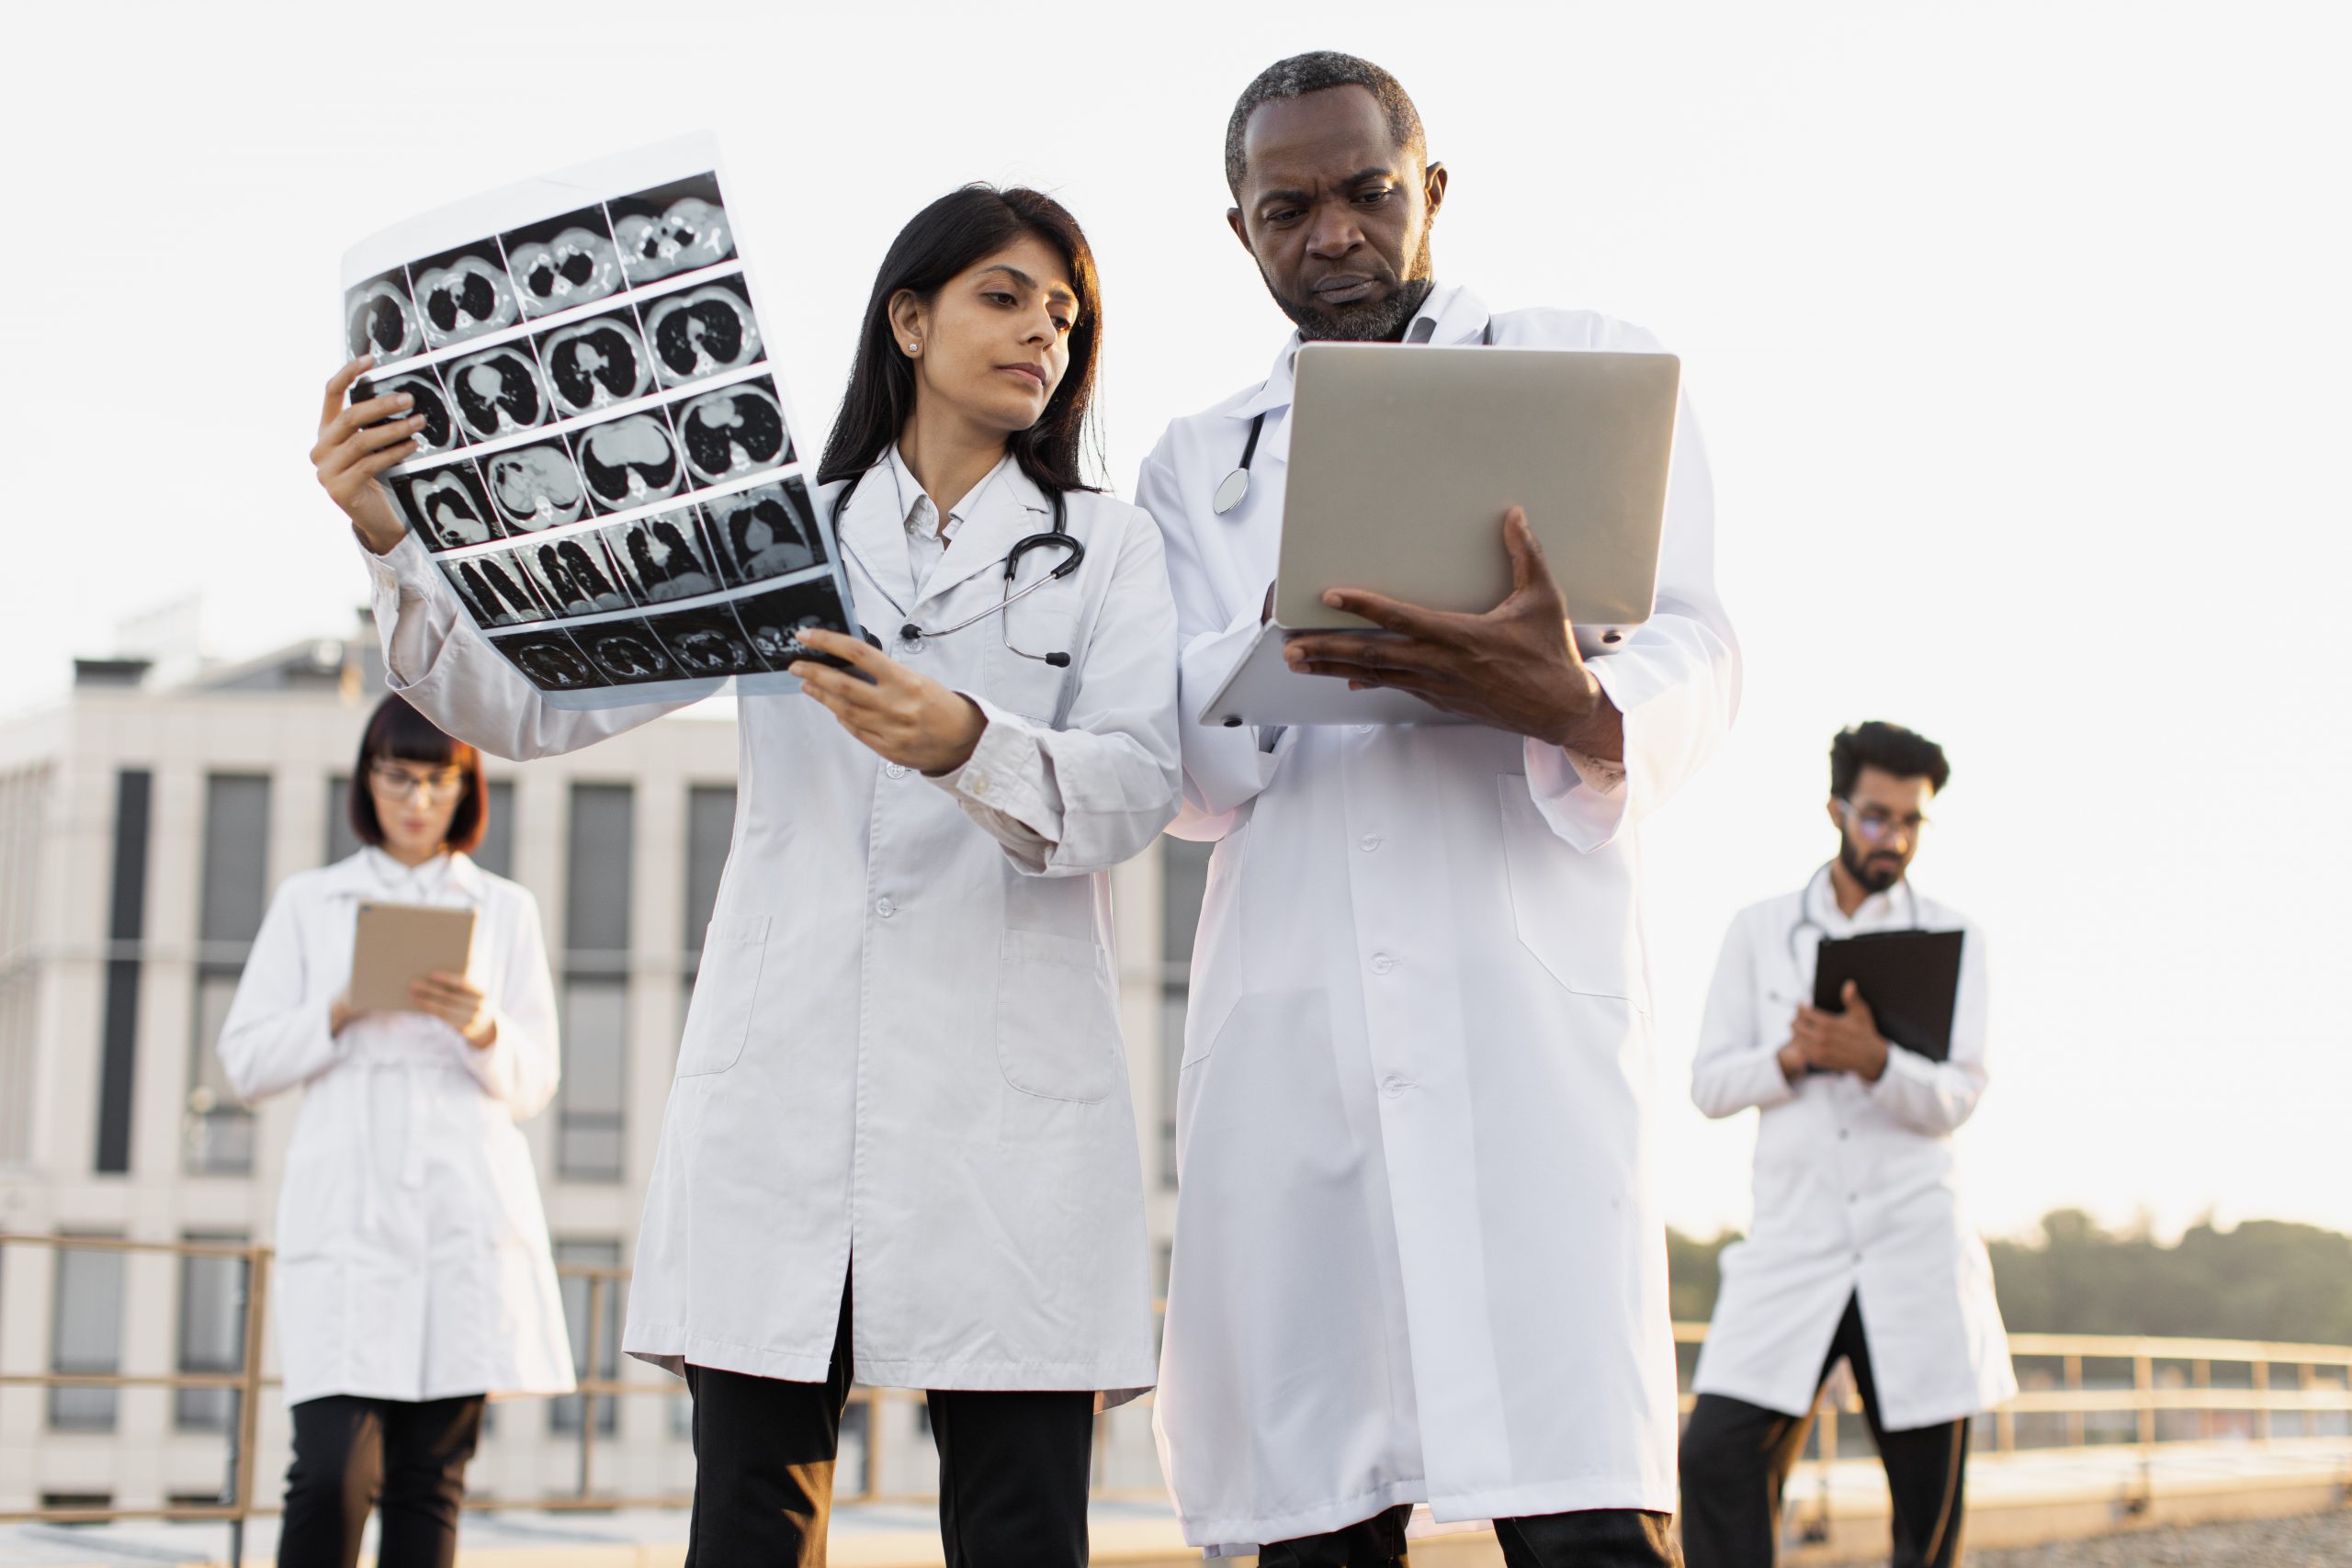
[[1497, 774, 1637, 1000], [996, 928, 1120, 1103], [676, 916, 771, 1077]]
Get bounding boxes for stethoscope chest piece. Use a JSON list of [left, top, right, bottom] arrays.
[[1213, 468, 1250, 515]]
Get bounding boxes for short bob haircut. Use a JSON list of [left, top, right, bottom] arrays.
[[819, 185, 1105, 497], [347, 694, 488, 855]]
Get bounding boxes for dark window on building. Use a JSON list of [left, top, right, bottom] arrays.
[[1159, 838, 1214, 1187], [187, 774, 268, 1175], [174, 1234, 249, 1430], [50, 1237, 125, 1431], [474, 779, 516, 879], [549, 1238, 621, 1435], [95, 771, 151, 1174], [560, 785, 632, 1181], [684, 785, 735, 954]]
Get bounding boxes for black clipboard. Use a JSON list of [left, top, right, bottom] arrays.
[[1813, 929, 1964, 1063]]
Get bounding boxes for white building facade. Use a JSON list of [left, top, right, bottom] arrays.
[[0, 625, 1199, 1515]]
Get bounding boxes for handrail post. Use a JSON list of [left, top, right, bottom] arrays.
[[229, 1246, 271, 1566], [2064, 1354, 2085, 1449], [2253, 1360, 2272, 1445], [579, 1273, 605, 1501]]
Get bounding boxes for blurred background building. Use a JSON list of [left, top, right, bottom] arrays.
[[0, 613, 1207, 1514]]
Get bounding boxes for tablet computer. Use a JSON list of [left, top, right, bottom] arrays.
[[349, 900, 478, 1015], [1202, 344, 1679, 728]]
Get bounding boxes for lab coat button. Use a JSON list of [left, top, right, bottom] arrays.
[[1359, 834, 1382, 852], [967, 773, 991, 796], [884, 763, 909, 780], [1381, 1075, 1410, 1098], [875, 897, 896, 918], [1351, 724, 1375, 735], [1369, 952, 1396, 975]]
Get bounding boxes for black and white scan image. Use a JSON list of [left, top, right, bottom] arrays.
[[518, 531, 634, 616], [501, 206, 623, 320], [355, 367, 462, 458], [642, 599, 763, 678], [394, 462, 502, 550], [732, 576, 858, 671], [610, 173, 733, 287], [537, 308, 652, 416], [346, 270, 422, 365], [482, 437, 588, 533], [346, 140, 863, 705], [643, 276, 763, 388], [447, 343, 551, 441], [705, 477, 822, 585], [441, 548, 549, 627], [411, 239, 521, 349], [575, 411, 685, 515], [602, 509, 722, 604], [487, 626, 605, 692], [677, 376, 789, 484], [574, 617, 679, 684]]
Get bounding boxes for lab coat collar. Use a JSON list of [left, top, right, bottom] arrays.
[[1804, 863, 1923, 936], [1227, 282, 1491, 421], [910, 454, 1056, 605], [321, 846, 485, 905]]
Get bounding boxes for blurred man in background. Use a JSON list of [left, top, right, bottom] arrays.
[[1679, 722, 2014, 1568]]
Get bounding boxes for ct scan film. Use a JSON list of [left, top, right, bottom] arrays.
[[341, 135, 860, 708]]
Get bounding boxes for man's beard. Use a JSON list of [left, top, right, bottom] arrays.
[[1839, 833, 1905, 894], [1267, 231, 1437, 343]]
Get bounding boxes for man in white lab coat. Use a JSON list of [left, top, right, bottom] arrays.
[[1679, 722, 2014, 1568], [1140, 51, 1739, 1567]]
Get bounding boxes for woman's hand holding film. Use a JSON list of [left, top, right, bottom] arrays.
[[787, 628, 988, 777], [313, 355, 417, 556]]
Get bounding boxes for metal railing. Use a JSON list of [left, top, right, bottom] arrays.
[[6, 1234, 2350, 1553]]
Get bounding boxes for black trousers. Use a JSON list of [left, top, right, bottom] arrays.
[[1678, 1294, 1970, 1568], [278, 1393, 485, 1568], [684, 1285, 1096, 1566], [1260, 1501, 1681, 1567]]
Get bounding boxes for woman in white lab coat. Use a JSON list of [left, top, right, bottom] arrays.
[[218, 694, 573, 1568], [308, 186, 1179, 1568]]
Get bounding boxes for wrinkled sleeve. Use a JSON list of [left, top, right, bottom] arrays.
[[364, 530, 698, 761], [1690, 907, 1798, 1118], [1526, 352, 1741, 852], [460, 890, 561, 1120], [1136, 440, 1294, 840], [925, 509, 1182, 875], [1869, 921, 1991, 1135], [218, 883, 341, 1103]]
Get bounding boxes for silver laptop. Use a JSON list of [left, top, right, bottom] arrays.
[[1201, 343, 1680, 728]]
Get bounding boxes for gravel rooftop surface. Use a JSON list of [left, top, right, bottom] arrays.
[[1965, 1509, 2352, 1566]]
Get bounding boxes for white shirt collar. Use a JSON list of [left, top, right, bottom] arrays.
[[1229, 281, 1490, 421], [884, 442, 1014, 543]]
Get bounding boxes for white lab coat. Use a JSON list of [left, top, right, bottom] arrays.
[[1140, 285, 1740, 1548], [217, 848, 576, 1407], [1690, 874, 2016, 1429], [359, 456, 1178, 1401]]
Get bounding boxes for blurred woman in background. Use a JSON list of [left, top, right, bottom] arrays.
[[219, 694, 572, 1568]]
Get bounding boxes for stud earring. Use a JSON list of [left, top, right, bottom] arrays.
[[907, 341, 920, 353]]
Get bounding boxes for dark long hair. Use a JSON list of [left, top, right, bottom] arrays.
[[819, 186, 1104, 495], [347, 694, 488, 854]]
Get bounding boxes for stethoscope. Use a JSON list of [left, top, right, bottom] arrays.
[[1784, 861, 1926, 978], [1213, 318, 1496, 515], [831, 465, 1083, 669]]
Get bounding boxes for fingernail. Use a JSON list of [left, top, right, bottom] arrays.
[[1322, 591, 1342, 607], [396, 392, 413, 407]]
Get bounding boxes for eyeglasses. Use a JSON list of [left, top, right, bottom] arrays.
[[369, 762, 468, 802], [1839, 799, 1928, 844]]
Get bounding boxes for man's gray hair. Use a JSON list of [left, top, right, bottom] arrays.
[[1225, 51, 1428, 201]]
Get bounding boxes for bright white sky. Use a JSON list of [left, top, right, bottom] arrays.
[[4, 2, 2346, 1243]]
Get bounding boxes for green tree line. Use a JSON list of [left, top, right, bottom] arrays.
[[1668, 1210, 2352, 1346]]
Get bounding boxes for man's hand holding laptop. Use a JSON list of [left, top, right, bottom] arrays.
[[1280, 506, 1624, 760]]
